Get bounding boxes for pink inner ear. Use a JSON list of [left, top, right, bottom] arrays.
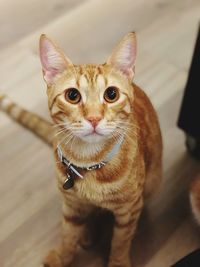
[[40, 40, 53, 70], [115, 41, 136, 76], [39, 37, 67, 84], [43, 69, 60, 84], [108, 33, 137, 80]]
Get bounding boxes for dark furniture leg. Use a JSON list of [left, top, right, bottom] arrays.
[[172, 249, 200, 267], [178, 24, 200, 159]]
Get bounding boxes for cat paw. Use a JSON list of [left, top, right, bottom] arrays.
[[43, 250, 64, 267]]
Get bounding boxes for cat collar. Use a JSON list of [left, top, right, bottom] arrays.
[[57, 136, 124, 190]]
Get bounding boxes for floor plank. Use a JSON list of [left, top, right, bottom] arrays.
[[0, 0, 89, 49]]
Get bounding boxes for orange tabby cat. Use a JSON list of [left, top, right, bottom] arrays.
[[0, 32, 162, 267]]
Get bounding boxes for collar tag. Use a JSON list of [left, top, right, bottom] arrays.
[[57, 135, 124, 190], [63, 174, 74, 190]]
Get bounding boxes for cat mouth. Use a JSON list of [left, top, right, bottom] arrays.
[[84, 129, 104, 137], [84, 131, 104, 137]]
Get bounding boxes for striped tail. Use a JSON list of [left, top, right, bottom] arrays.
[[0, 94, 53, 146]]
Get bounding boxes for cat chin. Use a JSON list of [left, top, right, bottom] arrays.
[[78, 133, 107, 144]]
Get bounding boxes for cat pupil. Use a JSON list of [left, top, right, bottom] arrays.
[[107, 87, 117, 99], [108, 89, 116, 99], [68, 88, 78, 100]]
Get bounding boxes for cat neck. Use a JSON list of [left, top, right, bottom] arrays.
[[55, 133, 122, 168]]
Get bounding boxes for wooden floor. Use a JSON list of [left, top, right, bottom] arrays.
[[1, 0, 200, 266]]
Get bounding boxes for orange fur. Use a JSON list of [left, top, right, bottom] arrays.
[[0, 33, 162, 267], [0, 95, 53, 145], [41, 33, 162, 267]]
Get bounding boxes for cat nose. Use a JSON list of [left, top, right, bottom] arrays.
[[87, 117, 101, 128]]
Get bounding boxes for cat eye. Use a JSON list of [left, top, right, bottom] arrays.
[[104, 86, 120, 103], [65, 88, 81, 104]]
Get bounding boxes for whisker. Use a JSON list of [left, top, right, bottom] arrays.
[[65, 133, 74, 145], [69, 136, 76, 151], [54, 128, 68, 137], [116, 120, 140, 130], [116, 122, 139, 135], [53, 122, 69, 128], [117, 127, 138, 137], [114, 128, 137, 143], [56, 131, 73, 148]]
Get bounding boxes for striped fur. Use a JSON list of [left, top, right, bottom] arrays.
[[0, 94, 53, 145], [1, 33, 163, 267]]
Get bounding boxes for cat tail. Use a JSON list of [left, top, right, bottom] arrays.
[[0, 94, 53, 146], [190, 174, 200, 225]]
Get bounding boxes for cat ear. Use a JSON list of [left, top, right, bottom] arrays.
[[107, 32, 137, 80], [39, 34, 72, 85]]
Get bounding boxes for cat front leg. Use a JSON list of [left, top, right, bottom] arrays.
[[43, 199, 93, 267], [108, 196, 143, 267]]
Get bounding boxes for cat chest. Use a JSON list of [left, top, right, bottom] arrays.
[[57, 162, 142, 208]]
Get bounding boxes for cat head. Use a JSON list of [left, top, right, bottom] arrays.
[[39, 33, 137, 144]]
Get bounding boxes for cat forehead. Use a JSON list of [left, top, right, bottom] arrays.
[[74, 64, 106, 85], [75, 65, 105, 90], [74, 64, 105, 75], [72, 64, 128, 89]]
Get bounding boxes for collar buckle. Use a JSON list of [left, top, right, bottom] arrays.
[[86, 161, 106, 171]]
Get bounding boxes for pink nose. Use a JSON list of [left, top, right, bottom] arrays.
[[87, 117, 101, 128]]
